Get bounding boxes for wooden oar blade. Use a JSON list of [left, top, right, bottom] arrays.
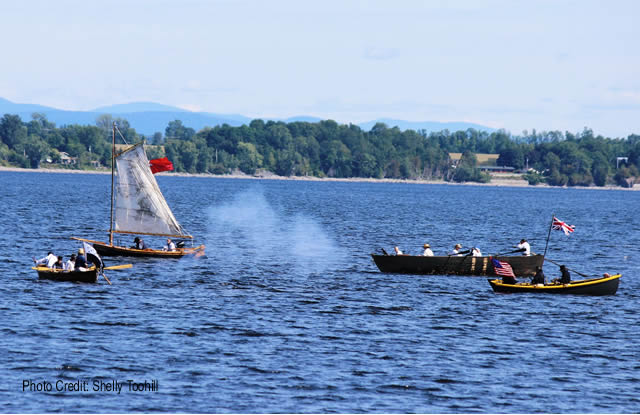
[[103, 264, 133, 270]]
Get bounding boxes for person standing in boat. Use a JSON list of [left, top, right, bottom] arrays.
[[516, 239, 531, 256], [133, 237, 147, 250], [64, 254, 76, 271], [531, 266, 545, 285], [422, 243, 434, 256], [471, 247, 482, 256], [450, 244, 463, 256], [163, 238, 176, 252], [33, 251, 57, 268]]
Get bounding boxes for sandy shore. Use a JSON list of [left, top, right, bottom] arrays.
[[0, 165, 637, 191]]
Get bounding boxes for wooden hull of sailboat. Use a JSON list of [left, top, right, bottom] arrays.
[[371, 254, 543, 277], [77, 238, 205, 258], [488, 274, 621, 295], [34, 267, 99, 283]]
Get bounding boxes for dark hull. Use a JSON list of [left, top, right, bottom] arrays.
[[35, 267, 98, 283], [371, 254, 543, 276], [75, 238, 205, 258], [488, 274, 621, 295]]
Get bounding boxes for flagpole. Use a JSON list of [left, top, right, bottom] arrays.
[[542, 214, 554, 259]]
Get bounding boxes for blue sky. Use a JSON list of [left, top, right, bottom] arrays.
[[1, 0, 638, 137]]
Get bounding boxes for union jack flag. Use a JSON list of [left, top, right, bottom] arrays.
[[552, 216, 575, 235], [491, 259, 515, 278]]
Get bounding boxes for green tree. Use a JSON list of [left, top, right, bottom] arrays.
[[23, 135, 50, 168], [0, 114, 27, 147], [237, 142, 263, 174], [497, 147, 525, 169], [165, 120, 195, 141]]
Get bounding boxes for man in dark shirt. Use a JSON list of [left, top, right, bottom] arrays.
[[75, 248, 89, 269], [133, 237, 147, 250], [532, 267, 546, 285], [553, 265, 571, 284], [52, 256, 64, 269]]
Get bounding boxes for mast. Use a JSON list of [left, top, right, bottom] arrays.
[[542, 214, 554, 259], [108, 122, 116, 245]]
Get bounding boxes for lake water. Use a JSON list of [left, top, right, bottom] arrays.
[[1, 171, 639, 413]]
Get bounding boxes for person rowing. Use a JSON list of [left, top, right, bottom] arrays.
[[33, 251, 57, 268], [450, 244, 463, 256], [531, 266, 545, 285], [552, 265, 571, 284], [515, 239, 531, 256]]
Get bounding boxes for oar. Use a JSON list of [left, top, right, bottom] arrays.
[[494, 248, 526, 256], [103, 264, 133, 270], [544, 257, 591, 278], [101, 271, 112, 285], [448, 249, 470, 256]]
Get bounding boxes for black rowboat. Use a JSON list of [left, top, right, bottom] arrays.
[[488, 273, 621, 295], [371, 254, 543, 277], [33, 266, 99, 283]]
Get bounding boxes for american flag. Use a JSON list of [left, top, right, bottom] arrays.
[[492, 259, 516, 278], [552, 216, 575, 235]]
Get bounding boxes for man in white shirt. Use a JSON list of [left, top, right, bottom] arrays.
[[450, 244, 463, 256], [472, 247, 482, 256], [516, 239, 531, 256], [422, 243, 434, 256], [163, 238, 176, 252], [64, 254, 76, 271], [34, 252, 57, 268]]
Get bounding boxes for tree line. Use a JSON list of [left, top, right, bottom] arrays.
[[1, 112, 638, 188]]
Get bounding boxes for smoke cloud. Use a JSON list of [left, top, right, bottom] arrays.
[[207, 187, 345, 277]]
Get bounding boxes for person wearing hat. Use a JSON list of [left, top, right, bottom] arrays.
[[74, 248, 89, 270], [516, 238, 531, 256], [133, 237, 147, 250], [471, 247, 482, 256], [422, 243, 434, 256], [552, 265, 571, 284], [450, 244, 463, 256]]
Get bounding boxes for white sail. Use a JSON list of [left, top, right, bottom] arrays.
[[114, 143, 188, 237]]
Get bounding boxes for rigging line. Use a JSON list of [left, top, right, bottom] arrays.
[[114, 123, 130, 146]]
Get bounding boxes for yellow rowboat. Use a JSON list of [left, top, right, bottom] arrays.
[[488, 274, 621, 295]]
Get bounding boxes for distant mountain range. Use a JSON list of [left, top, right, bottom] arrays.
[[0, 97, 495, 136]]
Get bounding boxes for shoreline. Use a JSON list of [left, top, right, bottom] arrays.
[[0, 165, 637, 191]]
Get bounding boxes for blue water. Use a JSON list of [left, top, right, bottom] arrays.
[[1, 171, 639, 413]]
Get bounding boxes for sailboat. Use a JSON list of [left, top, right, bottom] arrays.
[[73, 124, 205, 258]]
